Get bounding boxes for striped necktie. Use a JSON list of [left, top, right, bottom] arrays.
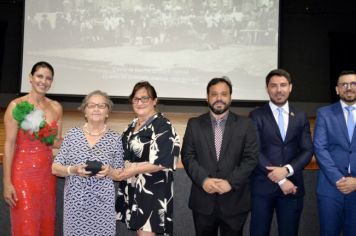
[[214, 120, 223, 160]]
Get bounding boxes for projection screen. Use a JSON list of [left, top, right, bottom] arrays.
[[22, 0, 279, 100]]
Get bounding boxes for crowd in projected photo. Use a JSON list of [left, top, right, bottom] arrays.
[[26, 0, 278, 50]]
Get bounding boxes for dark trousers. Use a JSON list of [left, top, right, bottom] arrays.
[[192, 209, 247, 236], [250, 194, 303, 236], [318, 193, 356, 236]]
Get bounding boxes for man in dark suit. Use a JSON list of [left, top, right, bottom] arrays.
[[314, 70, 356, 236], [249, 69, 313, 236], [181, 77, 259, 236]]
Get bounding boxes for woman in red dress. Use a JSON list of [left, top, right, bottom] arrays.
[[2, 61, 63, 236]]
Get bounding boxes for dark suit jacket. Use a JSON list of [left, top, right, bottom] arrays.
[[314, 102, 356, 197], [249, 103, 313, 197], [181, 111, 259, 216]]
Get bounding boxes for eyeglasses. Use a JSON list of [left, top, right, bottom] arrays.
[[132, 96, 151, 104], [86, 103, 108, 109], [338, 82, 356, 89]]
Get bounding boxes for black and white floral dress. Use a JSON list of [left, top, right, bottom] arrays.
[[116, 113, 180, 235]]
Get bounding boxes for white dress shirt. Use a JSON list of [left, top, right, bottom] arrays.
[[340, 100, 356, 123]]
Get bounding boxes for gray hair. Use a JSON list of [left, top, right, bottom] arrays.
[[78, 90, 114, 113]]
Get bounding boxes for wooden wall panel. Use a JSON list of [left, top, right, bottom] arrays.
[[0, 111, 318, 169]]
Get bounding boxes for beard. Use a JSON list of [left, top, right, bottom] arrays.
[[340, 90, 356, 104], [341, 97, 356, 104], [269, 92, 289, 107], [208, 100, 230, 115]]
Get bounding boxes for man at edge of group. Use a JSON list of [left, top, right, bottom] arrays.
[[314, 70, 356, 236], [249, 69, 313, 236], [181, 77, 259, 236]]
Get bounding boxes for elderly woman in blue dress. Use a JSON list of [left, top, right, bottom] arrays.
[[112, 81, 180, 236], [52, 90, 124, 236]]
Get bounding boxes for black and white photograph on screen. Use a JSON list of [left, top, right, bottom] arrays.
[[22, 0, 278, 100]]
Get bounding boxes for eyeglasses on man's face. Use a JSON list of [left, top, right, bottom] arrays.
[[132, 96, 151, 104], [86, 103, 108, 109], [338, 82, 356, 89]]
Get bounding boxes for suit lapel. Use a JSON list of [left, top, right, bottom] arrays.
[[284, 105, 296, 142], [219, 112, 233, 161], [265, 104, 284, 142], [201, 113, 218, 162], [333, 103, 350, 143]]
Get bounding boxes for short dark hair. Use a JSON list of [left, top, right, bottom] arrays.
[[265, 69, 291, 86], [337, 70, 356, 83], [207, 76, 232, 94], [30, 61, 54, 76], [129, 81, 158, 103]]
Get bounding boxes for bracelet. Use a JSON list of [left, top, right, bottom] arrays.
[[67, 166, 73, 176]]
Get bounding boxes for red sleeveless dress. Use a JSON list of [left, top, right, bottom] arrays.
[[10, 129, 56, 236]]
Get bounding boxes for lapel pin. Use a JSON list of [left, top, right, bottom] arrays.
[[290, 112, 295, 117]]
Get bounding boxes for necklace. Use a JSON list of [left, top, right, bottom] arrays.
[[137, 117, 148, 127], [137, 114, 154, 127], [83, 123, 107, 136], [27, 94, 45, 108], [137, 120, 145, 127]]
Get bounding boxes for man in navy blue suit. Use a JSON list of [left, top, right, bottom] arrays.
[[249, 69, 313, 236], [314, 70, 356, 236]]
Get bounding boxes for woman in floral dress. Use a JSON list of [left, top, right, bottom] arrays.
[[114, 81, 180, 236], [3, 61, 63, 236], [52, 90, 124, 236]]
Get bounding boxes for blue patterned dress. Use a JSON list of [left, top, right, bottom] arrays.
[[116, 113, 180, 235], [54, 127, 124, 236]]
